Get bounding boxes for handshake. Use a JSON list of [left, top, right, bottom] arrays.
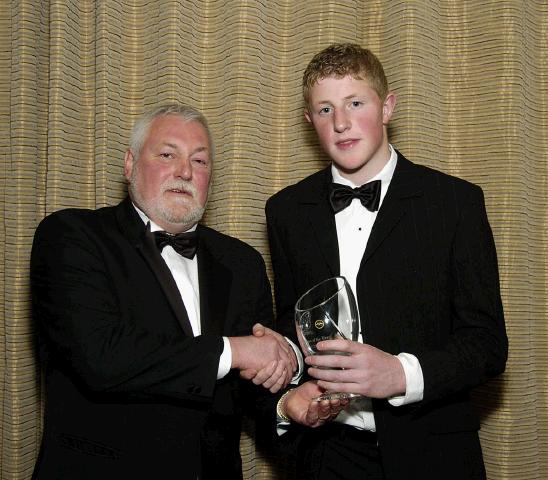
[[229, 325, 350, 427], [229, 324, 298, 393], [229, 326, 351, 427]]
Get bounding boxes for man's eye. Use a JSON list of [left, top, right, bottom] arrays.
[[319, 107, 331, 115], [351, 101, 363, 108], [160, 153, 173, 159]]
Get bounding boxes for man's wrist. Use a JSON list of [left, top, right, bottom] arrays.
[[276, 389, 293, 422], [227, 335, 252, 370]]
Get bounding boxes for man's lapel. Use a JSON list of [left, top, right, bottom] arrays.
[[115, 198, 195, 337], [362, 152, 423, 265], [196, 226, 232, 336], [300, 167, 340, 276]]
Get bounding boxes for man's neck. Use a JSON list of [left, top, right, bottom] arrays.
[[332, 144, 396, 187]]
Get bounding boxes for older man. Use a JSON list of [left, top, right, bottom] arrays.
[[31, 104, 296, 479]]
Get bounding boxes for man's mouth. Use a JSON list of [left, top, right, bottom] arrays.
[[166, 188, 192, 197], [336, 139, 359, 149]]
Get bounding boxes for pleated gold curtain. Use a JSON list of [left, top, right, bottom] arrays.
[[1, 0, 547, 478]]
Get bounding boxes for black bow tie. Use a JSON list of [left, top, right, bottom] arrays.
[[328, 180, 382, 214], [153, 230, 198, 259]]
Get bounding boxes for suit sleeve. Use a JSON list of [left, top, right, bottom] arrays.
[[419, 186, 508, 402], [31, 212, 223, 403]]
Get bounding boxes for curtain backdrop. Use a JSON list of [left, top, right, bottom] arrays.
[[1, 1, 546, 478]]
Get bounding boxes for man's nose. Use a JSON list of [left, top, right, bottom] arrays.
[[333, 110, 351, 132], [174, 157, 192, 179]]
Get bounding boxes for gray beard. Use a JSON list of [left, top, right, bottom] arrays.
[[128, 176, 206, 229]]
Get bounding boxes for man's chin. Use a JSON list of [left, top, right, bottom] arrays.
[[161, 207, 205, 227], [133, 197, 205, 230]]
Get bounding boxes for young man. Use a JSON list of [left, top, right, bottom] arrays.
[[267, 44, 508, 480], [31, 104, 298, 480]]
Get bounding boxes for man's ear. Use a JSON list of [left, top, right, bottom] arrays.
[[304, 108, 312, 124], [382, 93, 397, 125], [124, 149, 134, 182]]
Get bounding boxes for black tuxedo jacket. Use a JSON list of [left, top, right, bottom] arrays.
[[266, 152, 508, 480], [31, 197, 274, 480]]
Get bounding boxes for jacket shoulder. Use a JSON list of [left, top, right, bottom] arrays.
[[34, 205, 118, 238], [398, 153, 484, 202], [266, 168, 328, 212]]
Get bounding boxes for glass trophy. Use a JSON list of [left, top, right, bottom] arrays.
[[295, 276, 361, 401]]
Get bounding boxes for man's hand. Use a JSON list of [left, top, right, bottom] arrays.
[[282, 381, 349, 428], [305, 339, 406, 398], [230, 323, 297, 393]]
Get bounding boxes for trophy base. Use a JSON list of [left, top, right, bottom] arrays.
[[313, 392, 361, 402]]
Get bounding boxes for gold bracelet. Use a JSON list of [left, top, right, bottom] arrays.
[[276, 389, 293, 422]]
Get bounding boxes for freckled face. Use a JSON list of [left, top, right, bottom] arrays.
[[124, 115, 212, 233], [305, 75, 396, 184]]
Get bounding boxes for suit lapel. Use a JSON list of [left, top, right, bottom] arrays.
[[115, 198, 194, 337], [300, 168, 340, 276], [362, 152, 423, 264], [196, 226, 232, 336]]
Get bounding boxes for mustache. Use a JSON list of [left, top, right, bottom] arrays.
[[162, 181, 197, 196]]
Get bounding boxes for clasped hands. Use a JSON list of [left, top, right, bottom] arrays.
[[229, 323, 298, 393], [231, 331, 406, 424]]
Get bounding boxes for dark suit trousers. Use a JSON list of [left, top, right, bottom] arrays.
[[297, 423, 384, 480]]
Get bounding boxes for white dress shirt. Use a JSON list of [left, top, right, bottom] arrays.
[[332, 145, 424, 431], [133, 205, 232, 379]]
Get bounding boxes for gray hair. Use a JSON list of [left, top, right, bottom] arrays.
[[129, 103, 214, 161]]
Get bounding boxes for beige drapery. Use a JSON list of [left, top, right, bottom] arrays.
[[1, 0, 546, 478]]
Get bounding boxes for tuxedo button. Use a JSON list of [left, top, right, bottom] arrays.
[[188, 384, 201, 394]]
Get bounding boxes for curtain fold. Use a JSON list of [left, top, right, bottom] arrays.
[[1, 1, 546, 478]]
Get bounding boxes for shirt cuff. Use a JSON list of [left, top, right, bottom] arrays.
[[285, 336, 304, 383], [217, 337, 232, 380], [388, 352, 424, 406]]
